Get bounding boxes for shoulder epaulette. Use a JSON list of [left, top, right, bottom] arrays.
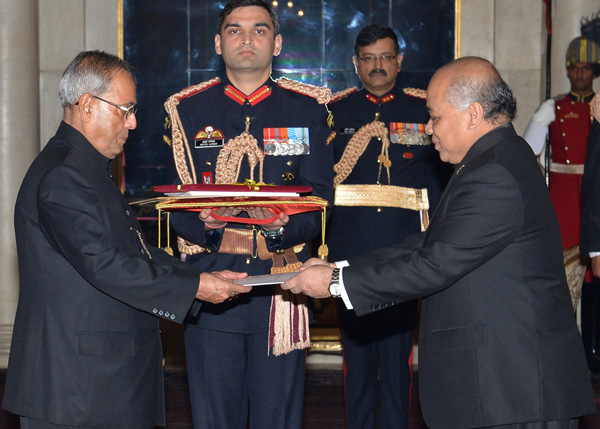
[[276, 77, 331, 105], [166, 77, 221, 105], [330, 87, 359, 103], [163, 78, 221, 186], [403, 87, 426, 99], [592, 91, 600, 122]]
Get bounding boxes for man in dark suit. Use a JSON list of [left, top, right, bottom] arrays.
[[581, 94, 600, 369], [283, 56, 596, 428], [3, 50, 250, 429], [582, 102, 600, 277]]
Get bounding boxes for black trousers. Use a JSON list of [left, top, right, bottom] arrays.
[[339, 299, 417, 429], [581, 281, 600, 372], [19, 417, 153, 429]]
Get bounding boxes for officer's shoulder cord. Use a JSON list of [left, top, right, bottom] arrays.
[[330, 87, 358, 103], [215, 117, 265, 185], [277, 77, 331, 105], [592, 91, 600, 122], [164, 77, 221, 185], [333, 114, 391, 187], [403, 87, 426, 99]]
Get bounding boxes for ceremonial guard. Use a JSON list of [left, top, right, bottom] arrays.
[[326, 25, 450, 429], [162, 1, 333, 428], [524, 29, 599, 252]]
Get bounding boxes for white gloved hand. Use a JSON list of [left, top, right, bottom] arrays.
[[532, 98, 555, 126]]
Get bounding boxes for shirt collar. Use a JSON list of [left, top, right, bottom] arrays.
[[56, 121, 113, 169]]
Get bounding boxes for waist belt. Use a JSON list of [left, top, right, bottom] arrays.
[[334, 184, 430, 231], [549, 161, 584, 175], [219, 227, 258, 256], [177, 227, 304, 260]]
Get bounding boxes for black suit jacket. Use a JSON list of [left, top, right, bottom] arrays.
[[344, 124, 595, 428], [581, 119, 600, 254], [3, 122, 200, 428]]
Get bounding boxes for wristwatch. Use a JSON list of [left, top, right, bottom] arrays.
[[328, 268, 341, 298], [261, 226, 285, 239]]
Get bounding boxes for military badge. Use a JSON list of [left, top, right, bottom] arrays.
[[389, 122, 432, 145], [263, 127, 310, 156], [202, 172, 213, 184], [195, 126, 225, 148], [326, 131, 336, 145]]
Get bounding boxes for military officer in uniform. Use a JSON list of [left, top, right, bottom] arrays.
[[326, 25, 450, 429], [163, 1, 334, 428]]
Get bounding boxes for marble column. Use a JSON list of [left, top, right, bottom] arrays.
[[551, 0, 600, 96], [0, 0, 39, 367]]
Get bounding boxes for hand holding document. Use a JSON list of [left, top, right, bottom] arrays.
[[236, 272, 298, 286], [280, 257, 336, 299]]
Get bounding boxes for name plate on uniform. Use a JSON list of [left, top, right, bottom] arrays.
[[194, 125, 225, 148]]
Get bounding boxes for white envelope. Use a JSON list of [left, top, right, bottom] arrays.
[[236, 272, 298, 286]]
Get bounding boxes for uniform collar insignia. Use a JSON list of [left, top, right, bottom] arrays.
[[224, 84, 272, 106], [365, 92, 395, 105], [568, 90, 595, 103]]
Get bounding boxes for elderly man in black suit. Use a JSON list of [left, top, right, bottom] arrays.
[[3, 50, 250, 429], [283, 56, 595, 428]]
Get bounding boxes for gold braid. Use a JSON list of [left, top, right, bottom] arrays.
[[333, 118, 391, 187], [215, 118, 265, 184], [164, 77, 221, 185], [276, 77, 331, 105], [330, 86, 358, 103], [164, 78, 221, 255], [592, 91, 600, 123]]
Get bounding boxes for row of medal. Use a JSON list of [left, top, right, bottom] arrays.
[[264, 140, 311, 156]]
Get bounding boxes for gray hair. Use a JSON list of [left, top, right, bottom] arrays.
[[444, 57, 517, 124], [59, 50, 133, 108]]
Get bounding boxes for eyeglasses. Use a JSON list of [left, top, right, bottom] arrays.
[[92, 95, 137, 120], [357, 55, 397, 63]]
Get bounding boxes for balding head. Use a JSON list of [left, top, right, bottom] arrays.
[[425, 57, 517, 164], [435, 57, 517, 125]]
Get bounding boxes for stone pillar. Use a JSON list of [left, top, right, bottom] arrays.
[[551, 1, 600, 96], [0, 0, 39, 367]]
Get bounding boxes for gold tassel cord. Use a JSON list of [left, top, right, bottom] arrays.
[[334, 118, 392, 187]]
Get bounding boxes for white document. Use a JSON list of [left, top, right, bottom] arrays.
[[236, 272, 298, 286]]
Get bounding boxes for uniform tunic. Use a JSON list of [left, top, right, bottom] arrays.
[[327, 87, 450, 429], [548, 91, 594, 249], [166, 76, 334, 429]]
